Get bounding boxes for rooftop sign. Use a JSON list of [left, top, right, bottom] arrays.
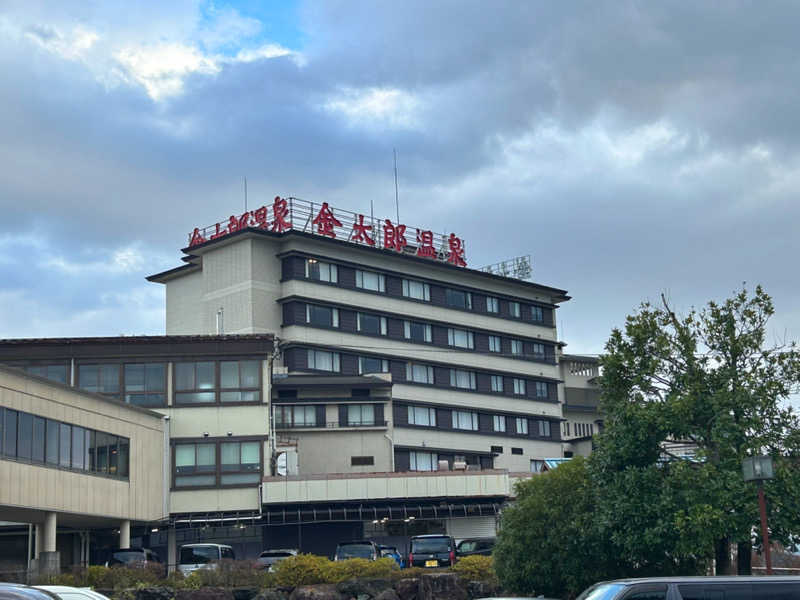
[[188, 196, 468, 267]]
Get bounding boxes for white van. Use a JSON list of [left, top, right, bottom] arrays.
[[178, 543, 235, 575]]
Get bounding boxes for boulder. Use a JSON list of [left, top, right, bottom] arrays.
[[288, 584, 343, 600], [233, 588, 259, 600], [417, 573, 468, 600], [254, 590, 290, 600], [393, 578, 418, 600], [176, 587, 235, 600], [133, 588, 174, 600], [335, 578, 392, 600], [465, 580, 498, 600], [374, 591, 399, 600]]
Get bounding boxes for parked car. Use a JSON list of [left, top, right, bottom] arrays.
[[104, 548, 162, 568], [255, 548, 298, 571], [576, 576, 800, 600], [0, 584, 59, 600], [334, 540, 380, 561], [34, 587, 111, 600], [378, 545, 405, 568], [178, 543, 235, 575], [408, 534, 456, 568], [455, 537, 495, 558]]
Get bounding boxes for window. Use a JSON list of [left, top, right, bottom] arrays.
[[452, 410, 478, 431], [307, 349, 340, 372], [450, 369, 476, 390], [488, 336, 501, 353], [445, 288, 472, 309], [175, 361, 216, 404], [408, 405, 436, 427], [491, 375, 504, 392], [124, 363, 166, 407], [511, 447, 523, 455], [531, 305, 544, 322], [409, 451, 438, 471], [447, 328, 474, 349], [486, 297, 499, 313], [25, 364, 68, 385], [306, 304, 339, 328], [404, 320, 432, 343], [513, 378, 527, 395], [275, 405, 317, 428], [534, 381, 549, 398], [406, 362, 434, 384], [351, 456, 375, 466], [510, 339, 523, 355], [32, 416, 45, 463], [493, 415, 506, 432], [356, 269, 386, 292], [516, 418, 528, 435], [402, 279, 430, 301], [357, 312, 387, 335], [45, 419, 58, 465], [358, 356, 389, 374], [491, 445, 503, 453], [220, 441, 260, 484], [509, 301, 521, 318], [305, 259, 337, 283], [59, 423, 72, 468], [530, 459, 545, 473], [348, 404, 376, 426], [531, 343, 546, 359], [538, 420, 551, 437], [220, 360, 261, 402], [78, 364, 120, 396]]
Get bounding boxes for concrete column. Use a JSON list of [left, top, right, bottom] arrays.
[[167, 526, 177, 573], [34, 524, 42, 557], [120, 520, 131, 549], [43, 512, 57, 553]]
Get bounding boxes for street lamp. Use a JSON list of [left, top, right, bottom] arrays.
[[742, 455, 774, 575]]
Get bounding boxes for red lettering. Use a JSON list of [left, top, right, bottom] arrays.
[[447, 233, 467, 267], [312, 202, 342, 238], [351, 214, 375, 246], [415, 229, 436, 258], [383, 219, 407, 252], [253, 205, 269, 228], [189, 228, 206, 247], [272, 197, 292, 232]]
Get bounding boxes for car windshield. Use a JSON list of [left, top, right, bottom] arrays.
[[380, 548, 397, 556], [260, 551, 294, 558], [337, 544, 374, 559], [576, 584, 626, 600], [411, 538, 450, 553], [180, 546, 219, 564], [109, 550, 145, 564]]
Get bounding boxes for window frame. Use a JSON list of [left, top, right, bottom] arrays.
[[538, 420, 551, 437], [445, 288, 472, 310], [357, 312, 387, 336], [355, 269, 386, 293], [447, 327, 475, 349], [78, 363, 121, 397], [534, 381, 549, 398], [307, 349, 341, 373], [123, 362, 168, 407], [513, 378, 527, 396], [402, 278, 431, 301], [347, 404, 376, 427], [530, 305, 544, 322], [493, 415, 506, 432], [173, 438, 263, 489], [490, 375, 504, 392], [407, 405, 437, 427], [306, 304, 340, 328], [275, 405, 317, 428], [174, 359, 263, 405], [452, 409, 479, 431], [509, 301, 521, 318], [358, 356, 389, 375], [450, 369, 477, 390], [515, 417, 529, 435], [486, 297, 499, 314], [488, 335, 502, 353], [510, 339, 523, 355], [403, 320, 432, 343], [305, 259, 338, 283], [406, 362, 434, 384], [409, 450, 438, 471]]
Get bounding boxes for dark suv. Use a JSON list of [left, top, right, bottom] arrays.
[[334, 540, 380, 561], [456, 537, 495, 558], [408, 535, 456, 568], [105, 548, 162, 568]]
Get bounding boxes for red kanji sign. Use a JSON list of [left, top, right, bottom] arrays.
[[272, 196, 292, 232], [253, 206, 268, 228], [415, 229, 436, 258], [189, 228, 207, 247], [383, 219, 407, 252], [447, 233, 467, 266], [312, 202, 342, 238], [351, 214, 375, 246]]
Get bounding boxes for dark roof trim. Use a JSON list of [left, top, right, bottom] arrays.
[[0, 334, 274, 346], [146, 263, 200, 283], [273, 374, 392, 389], [393, 397, 564, 421]]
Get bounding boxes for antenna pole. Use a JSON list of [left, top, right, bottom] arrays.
[[244, 176, 248, 212], [393, 148, 399, 223]]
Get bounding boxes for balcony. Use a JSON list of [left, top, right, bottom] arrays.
[[274, 420, 389, 430]]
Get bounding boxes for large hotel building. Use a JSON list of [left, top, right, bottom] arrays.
[[0, 198, 601, 571]]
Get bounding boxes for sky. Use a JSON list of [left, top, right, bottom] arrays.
[[1, 1, 799, 356]]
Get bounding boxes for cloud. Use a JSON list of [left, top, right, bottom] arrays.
[[24, 23, 99, 61], [322, 87, 422, 130]]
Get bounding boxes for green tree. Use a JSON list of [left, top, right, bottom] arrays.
[[591, 285, 800, 574], [494, 457, 623, 599]]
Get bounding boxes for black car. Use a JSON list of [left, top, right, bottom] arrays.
[[334, 540, 380, 561], [408, 534, 456, 568], [456, 537, 495, 558], [105, 547, 162, 568], [577, 576, 800, 600]]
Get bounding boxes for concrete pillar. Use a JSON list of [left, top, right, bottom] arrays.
[[167, 527, 177, 573], [120, 520, 131, 550], [43, 512, 57, 553], [34, 524, 41, 557]]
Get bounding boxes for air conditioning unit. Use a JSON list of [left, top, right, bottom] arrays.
[[438, 459, 451, 471], [452, 461, 468, 471]]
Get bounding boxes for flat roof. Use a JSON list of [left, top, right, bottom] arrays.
[[273, 374, 392, 389], [147, 228, 570, 302]]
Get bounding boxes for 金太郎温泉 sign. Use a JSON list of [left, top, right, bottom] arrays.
[[188, 196, 467, 267]]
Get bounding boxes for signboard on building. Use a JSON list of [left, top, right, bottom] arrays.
[[188, 196, 468, 267]]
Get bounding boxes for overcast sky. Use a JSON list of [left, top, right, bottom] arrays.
[[1, 1, 799, 355]]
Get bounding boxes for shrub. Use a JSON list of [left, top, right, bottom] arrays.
[[271, 554, 331, 587], [451, 556, 497, 584], [322, 557, 396, 583]]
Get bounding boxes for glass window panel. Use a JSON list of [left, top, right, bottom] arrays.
[[127, 393, 167, 407], [446, 289, 472, 309], [489, 336, 501, 352], [17, 412, 32, 460], [240, 361, 260, 387], [308, 304, 336, 327], [175, 475, 216, 487], [241, 442, 260, 469], [410, 451, 437, 471], [107, 435, 119, 475], [509, 302, 521, 317], [145, 363, 166, 391], [408, 406, 436, 427], [175, 445, 196, 471], [450, 369, 476, 389], [85, 429, 93, 471], [516, 418, 528, 435], [32, 417, 45, 463], [491, 375, 504, 392], [221, 442, 239, 470], [221, 390, 260, 403], [118, 438, 129, 477], [535, 381, 549, 397], [486, 297, 499, 313], [348, 404, 374, 426], [95, 432, 109, 474], [220, 362, 239, 388], [71, 426, 85, 470], [196, 362, 215, 389], [197, 443, 216, 471], [511, 340, 523, 355], [531, 306, 544, 321], [100, 364, 120, 394], [124, 364, 145, 391], [403, 279, 430, 301], [175, 363, 194, 390], [46, 419, 58, 465], [79, 365, 99, 393], [221, 473, 260, 485], [59, 423, 71, 468], [514, 379, 527, 395], [493, 415, 506, 432]]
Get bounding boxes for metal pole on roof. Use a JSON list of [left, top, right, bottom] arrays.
[[393, 148, 400, 224]]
